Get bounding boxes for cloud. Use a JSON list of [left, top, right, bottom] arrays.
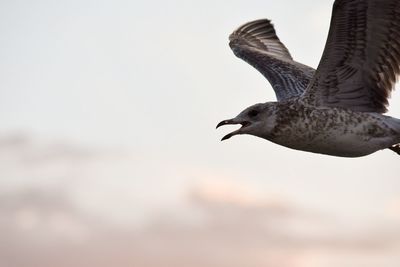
[[1, 183, 399, 267], [0, 184, 286, 267], [0, 133, 400, 267], [0, 132, 124, 164]]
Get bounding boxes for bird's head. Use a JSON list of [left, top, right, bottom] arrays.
[[216, 102, 277, 141]]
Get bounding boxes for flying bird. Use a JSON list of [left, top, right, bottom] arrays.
[[217, 0, 400, 157]]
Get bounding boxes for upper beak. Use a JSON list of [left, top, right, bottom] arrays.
[[216, 119, 251, 141]]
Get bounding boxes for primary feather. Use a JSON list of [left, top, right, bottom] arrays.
[[303, 0, 400, 113], [229, 19, 315, 101]]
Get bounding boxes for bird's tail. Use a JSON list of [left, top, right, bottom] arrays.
[[387, 117, 400, 155], [396, 118, 400, 142]]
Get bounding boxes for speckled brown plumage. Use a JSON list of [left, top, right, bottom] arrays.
[[218, 0, 400, 157]]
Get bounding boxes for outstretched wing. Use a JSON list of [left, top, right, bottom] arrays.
[[302, 0, 400, 113], [229, 19, 315, 101]]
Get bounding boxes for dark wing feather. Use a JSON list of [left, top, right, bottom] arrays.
[[230, 19, 316, 101], [303, 0, 400, 113]]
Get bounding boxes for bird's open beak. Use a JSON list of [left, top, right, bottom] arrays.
[[216, 119, 251, 141]]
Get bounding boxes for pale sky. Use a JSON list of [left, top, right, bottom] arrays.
[[1, 0, 400, 266]]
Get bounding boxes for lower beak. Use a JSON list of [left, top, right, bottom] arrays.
[[216, 119, 250, 141]]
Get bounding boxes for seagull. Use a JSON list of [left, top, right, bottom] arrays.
[[217, 0, 400, 157]]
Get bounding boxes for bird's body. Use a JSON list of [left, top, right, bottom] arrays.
[[217, 0, 400, 157], [258, 100, 400, 157]]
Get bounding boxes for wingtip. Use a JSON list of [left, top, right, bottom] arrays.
[[228, 18, 293, 61]]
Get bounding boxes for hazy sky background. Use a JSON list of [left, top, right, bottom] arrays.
[[1, 0, 400, 266]]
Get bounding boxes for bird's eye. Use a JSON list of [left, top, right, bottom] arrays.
[[248, 110, 259, 117]]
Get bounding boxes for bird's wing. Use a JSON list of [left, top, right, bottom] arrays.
[[302, 0, 400, 113], [230, 19, 316, 101]]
